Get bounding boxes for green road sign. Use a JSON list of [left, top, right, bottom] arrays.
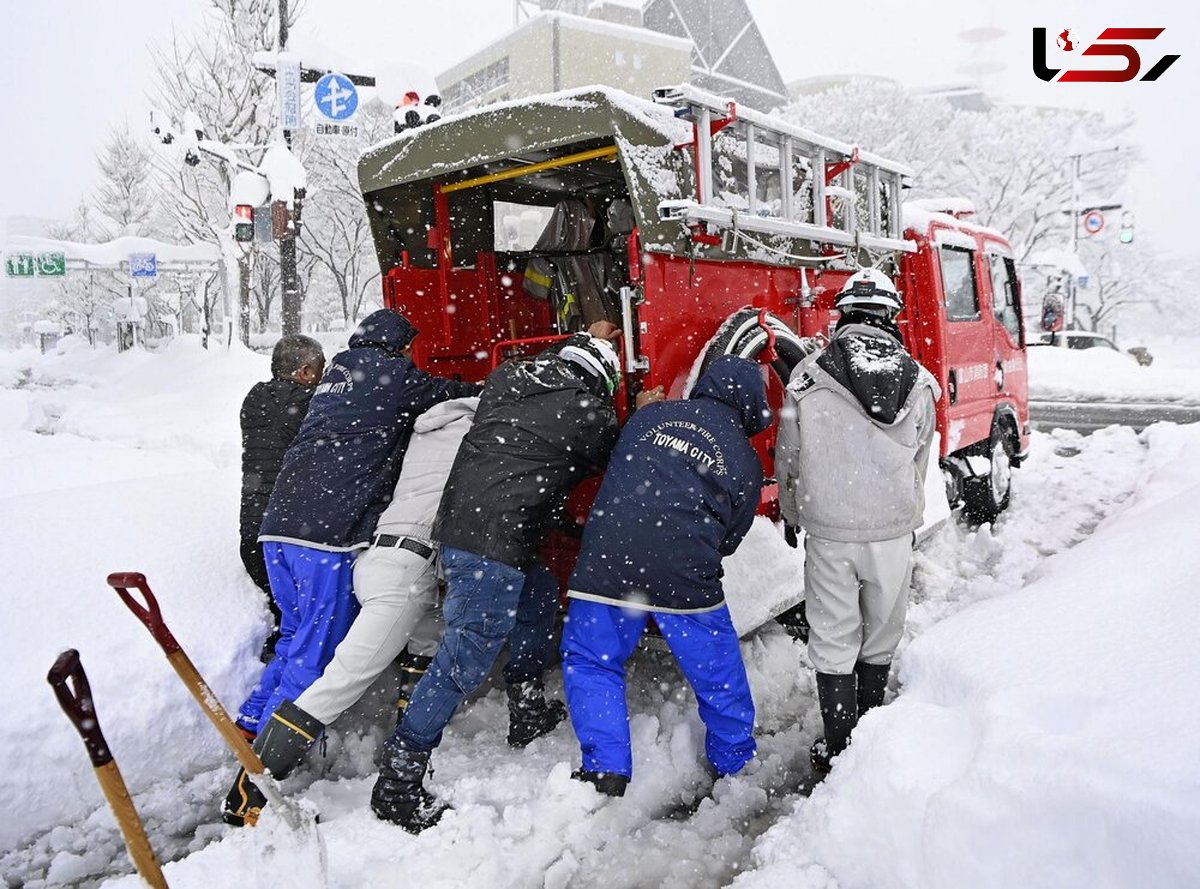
[[5, 253, 35, 277], [37, 252, 66, 276], [4, 252, 66, 277]]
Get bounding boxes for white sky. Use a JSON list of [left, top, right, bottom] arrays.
[[1, 0, 1196, 256]]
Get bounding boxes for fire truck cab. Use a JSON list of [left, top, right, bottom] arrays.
[[356, 84, 1030, 572]]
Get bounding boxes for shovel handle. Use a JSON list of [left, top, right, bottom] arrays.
[[47, 649, 112, 768], [107, 572, 181, 655]]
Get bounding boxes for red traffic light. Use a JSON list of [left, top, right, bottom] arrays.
[[234, 204, 254, 242]]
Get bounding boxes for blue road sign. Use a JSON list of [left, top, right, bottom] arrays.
[[315, 73, 359, 122], [129, 253, 158, 278]]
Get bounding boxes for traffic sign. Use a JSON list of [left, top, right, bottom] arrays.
[[1082, 210, 1104, 235], [315, 73, 359, 121], [38, 252, 66, 276], [5, 253, 34, 277], [5, 252, 65, 277], [129, 253, 158, 278], [278, 54, 302, 130]]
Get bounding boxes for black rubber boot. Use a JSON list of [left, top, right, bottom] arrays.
[[371, 740, 449, 833], [221, 699, 323, 827], [395, 649, 433, 725], [855, 661, 891, 718], [571, 768, 629, 797], [810, 672, 858, 776], [506, 680, 568, 748]]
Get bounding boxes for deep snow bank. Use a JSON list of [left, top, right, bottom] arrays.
[[734, 422, 1200, 889], [0, 339, 276, 859], [1027, 341, 1200, 405]]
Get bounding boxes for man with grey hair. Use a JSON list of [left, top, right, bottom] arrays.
[[240, 334, 326, 658]]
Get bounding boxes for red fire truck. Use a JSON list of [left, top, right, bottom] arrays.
[[357, 84, 1030, 607]]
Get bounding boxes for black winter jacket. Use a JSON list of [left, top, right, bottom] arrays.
[[568, 356, 769, 613], [432, 335, 619, 569], [239, 379, 315, 538], [259, 313, 480, 551]]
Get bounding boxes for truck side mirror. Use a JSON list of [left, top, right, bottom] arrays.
[[1040, 293, 1063, 332]]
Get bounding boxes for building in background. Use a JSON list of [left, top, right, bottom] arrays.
[[440, 0, 788, 112]]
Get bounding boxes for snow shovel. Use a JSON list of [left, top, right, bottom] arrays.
[[47, 648, 169, 889], [105, 571, 317, 834]]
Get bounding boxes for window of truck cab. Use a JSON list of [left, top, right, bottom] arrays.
[[987, 252, 1023, 345], [938, 246, 980, 321]]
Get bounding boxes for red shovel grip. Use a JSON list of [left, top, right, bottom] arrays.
[[106, 572, 181, 655], [47, 649, 113, 768]]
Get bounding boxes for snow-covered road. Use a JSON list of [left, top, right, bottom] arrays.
[[2, 339, 1195, 889]]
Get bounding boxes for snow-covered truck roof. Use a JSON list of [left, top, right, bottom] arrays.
[[358, 87, 696, 273], [356, 85, 911, 273]]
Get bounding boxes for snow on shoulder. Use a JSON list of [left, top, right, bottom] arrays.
[[734, 422, 1200, 889]]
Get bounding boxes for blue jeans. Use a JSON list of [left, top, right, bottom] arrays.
[[237, 542, 358, 734], [390, 545, 560, 751], [561, 598, 756, 778]]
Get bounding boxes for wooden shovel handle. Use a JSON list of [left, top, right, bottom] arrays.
[[95, 761, 169, 889], [47, 650, 168, 888], [106, 572, 181, 655], [47, 649, 112, 768], [105, 572, 264, 774]]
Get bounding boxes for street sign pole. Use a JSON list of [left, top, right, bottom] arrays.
[[255, 4, 375, 336], [277, 0, 302, 337]]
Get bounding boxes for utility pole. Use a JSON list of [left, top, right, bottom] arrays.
[[277, 0, 301, 336], [1065, 145, 1122, 330]]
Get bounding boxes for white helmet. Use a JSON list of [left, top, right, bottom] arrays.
[[560, 336, 621, 395], [835, 268, 902, 317]]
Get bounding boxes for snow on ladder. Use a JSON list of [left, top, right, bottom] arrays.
[[652, 84, 915, 257]]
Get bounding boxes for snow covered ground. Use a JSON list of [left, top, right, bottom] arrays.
[[1027, 336, 1200, 405], [2, 337, 1199, 888]]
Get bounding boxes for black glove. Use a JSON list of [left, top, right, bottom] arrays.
[[784, 524, 799, 549]]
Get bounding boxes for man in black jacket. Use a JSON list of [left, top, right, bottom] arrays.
[[239, 334, 325, 658], [224, 309, 480, 827], [370, 321, 663, 832]]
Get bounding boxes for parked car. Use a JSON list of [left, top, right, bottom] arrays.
[[1036, 331, 1153, 366]]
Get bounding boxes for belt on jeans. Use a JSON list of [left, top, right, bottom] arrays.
[[371, 534, 434, 560]]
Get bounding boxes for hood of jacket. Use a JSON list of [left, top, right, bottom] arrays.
[[691, 355, 772, 437], [815, 323, 920, 426], [413, 396, 479, 434], [348, 309, 417, 355]]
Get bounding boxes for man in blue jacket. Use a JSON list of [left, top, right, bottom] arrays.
[[561, 356, 770, 796], [223, 309, 479, 826]]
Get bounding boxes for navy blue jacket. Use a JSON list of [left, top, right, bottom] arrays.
[[568, 356, 770, 613], [259, 312, 480, 551]]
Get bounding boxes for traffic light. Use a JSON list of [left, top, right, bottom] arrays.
[[1119, 211, 1134, 244], [233, 205, 254, 243]]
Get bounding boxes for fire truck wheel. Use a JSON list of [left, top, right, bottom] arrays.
[[962, 419, 1016, 525]]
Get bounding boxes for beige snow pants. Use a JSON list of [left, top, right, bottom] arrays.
[[804, 534, 914, 675], [295, 540, 443, 725]]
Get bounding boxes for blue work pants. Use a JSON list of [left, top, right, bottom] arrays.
[[390, 545, 559, 751], [237, 541, 358, 734], [561, 598, 756, 779]]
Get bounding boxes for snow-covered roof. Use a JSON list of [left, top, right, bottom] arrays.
[[4, 235, 219, 268], [1027, 247, 1090, 278]]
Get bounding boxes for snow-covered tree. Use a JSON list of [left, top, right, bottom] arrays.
[[92, 125, 161, 240], [148, 0, 287, 346], [781, 81, 1134, 264], [296, 99, 389, 326]]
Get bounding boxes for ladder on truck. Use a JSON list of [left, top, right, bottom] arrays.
[[652, 84, 915, 257]]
